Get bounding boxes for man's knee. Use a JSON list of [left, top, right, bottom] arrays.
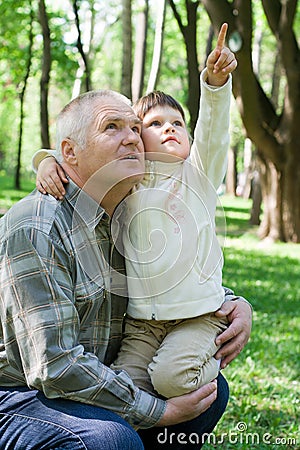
[[95, 422, 144, 450]]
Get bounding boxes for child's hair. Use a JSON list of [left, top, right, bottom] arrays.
[[133, 91, 186, 123]]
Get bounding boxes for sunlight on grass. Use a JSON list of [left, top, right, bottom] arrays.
[[0, 174, 35, 214], [210, 195, 300, 449]]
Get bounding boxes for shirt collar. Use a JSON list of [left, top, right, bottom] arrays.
[[65, 178, 107, 231]]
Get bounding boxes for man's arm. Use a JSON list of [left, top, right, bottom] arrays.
[[158, 380, 218, 426]]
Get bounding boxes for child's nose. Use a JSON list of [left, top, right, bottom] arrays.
[[164, 122, 175, 133]]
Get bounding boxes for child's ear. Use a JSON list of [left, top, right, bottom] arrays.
[[61, 139, 78, 165]]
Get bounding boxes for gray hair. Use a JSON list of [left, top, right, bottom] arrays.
[[55, 90, 132, 161]]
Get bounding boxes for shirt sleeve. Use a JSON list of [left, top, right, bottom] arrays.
[[189, 68, 232, 190], [0, 223, 166, 429]]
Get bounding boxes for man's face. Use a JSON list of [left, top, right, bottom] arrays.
[[75, 96, 145, 197]]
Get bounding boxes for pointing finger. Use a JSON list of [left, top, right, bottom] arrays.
[[216, 23, 228, 49]]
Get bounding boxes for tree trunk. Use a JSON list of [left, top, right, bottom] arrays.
[[249, 166, 262, 226], [257, 158, 283, 241], [72, 0, 92, 93], [202, 0, 300, 242], [168, 0, 200, 134], [242, 138, 253, 199], [39, 0, 51, 149], [146, 0, 166, 93], [15, 1, 34, 190], [132, 0, 149, 101], [226, 145, 237, 196], [121, 0, 132, 99]]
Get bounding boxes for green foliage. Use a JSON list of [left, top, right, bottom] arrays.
[[1, 0, 298, 186]]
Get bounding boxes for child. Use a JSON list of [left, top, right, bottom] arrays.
[[34, 24, 238, 398]]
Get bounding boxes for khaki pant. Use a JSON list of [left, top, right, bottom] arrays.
[[111, 313, 227, 398]]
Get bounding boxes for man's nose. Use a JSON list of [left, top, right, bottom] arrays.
[[122, 127, 140, 145]]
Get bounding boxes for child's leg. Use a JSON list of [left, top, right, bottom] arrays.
[[111, 316, 167, 395], [148, 313, 228, 398]]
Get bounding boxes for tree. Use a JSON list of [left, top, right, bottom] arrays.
[[168, 0, 201, 133], [146, 0, 166, 93], [72, 0, 93, 94], [15, 1, 34, 189], [202, 0, 300, 242], [121, 0, 132, 98], [38, 0, 51, 149], [0, 0, 39, 178], [132, 0, 149, 101]]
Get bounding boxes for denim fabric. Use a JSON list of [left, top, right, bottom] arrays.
[[0, 373, 228, 449], [138, 373, 229, 449], [0, 387, 144, 450]]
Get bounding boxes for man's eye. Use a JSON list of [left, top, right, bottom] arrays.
[[105, 123, 117, 130], [132, 126, 141, 134]]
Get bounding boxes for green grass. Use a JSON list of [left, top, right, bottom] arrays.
[[0, 172, 35, 215], [206, 195, 300, 449], [0, 178, 299, 448]]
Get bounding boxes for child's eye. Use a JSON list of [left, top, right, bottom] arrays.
[[150, 120, 161, 127], [173, 120, 183, 127]]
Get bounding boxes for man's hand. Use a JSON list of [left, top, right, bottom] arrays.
[[215, 300, 252, 369], [36, 157, 68, 200], [206, 23, 237, 86], [156, 380, 217, 427]]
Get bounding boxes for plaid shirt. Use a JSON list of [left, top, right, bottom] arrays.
[[0, 180, 165, 428]]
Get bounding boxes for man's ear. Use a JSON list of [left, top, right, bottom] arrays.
[[61, 139, 78, 165]]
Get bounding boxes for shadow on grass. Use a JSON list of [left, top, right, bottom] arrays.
[[216, 202, 255, 238], [223, 245, 300, 369], [222, 205, 251, 215], [223, 248, 300, 315], [212, 247, 300, 449]]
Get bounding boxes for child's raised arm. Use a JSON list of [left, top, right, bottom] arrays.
[[36, 156, 68, 200], [206, 23, 237, 86]]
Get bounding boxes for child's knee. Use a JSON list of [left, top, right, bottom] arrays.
[[148, 363, 187, 398], [149, 355, 221, 398]]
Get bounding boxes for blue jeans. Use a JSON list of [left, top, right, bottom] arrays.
[[0, 374, 228, 449]]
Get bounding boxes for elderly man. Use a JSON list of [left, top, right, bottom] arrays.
[[0, 87, 252, 450]]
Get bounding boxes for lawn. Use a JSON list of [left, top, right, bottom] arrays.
[[0, 173, 35, 215], [0, 177, 299, 449], [205, 195, 300, 449]]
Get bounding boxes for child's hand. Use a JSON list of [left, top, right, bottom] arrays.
[[206, 23, 237, 86], [36, 157, 68, 200]]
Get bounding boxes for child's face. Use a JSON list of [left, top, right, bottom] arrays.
[[141, 105, 190, 162]]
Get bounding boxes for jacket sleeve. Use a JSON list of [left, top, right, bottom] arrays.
[[223, 286, 253, 311], [32, 149, 57, 173], [189, 68, 232, 190]]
